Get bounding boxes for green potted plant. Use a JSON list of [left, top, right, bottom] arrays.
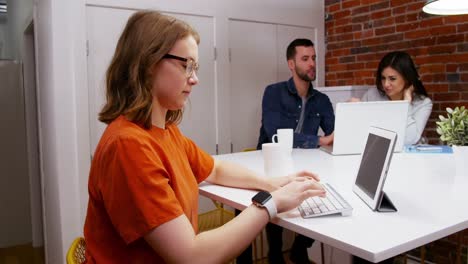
[[436, 106, 468, 146], [437, 106, 468, 170]]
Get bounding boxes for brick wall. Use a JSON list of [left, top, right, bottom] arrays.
[[325, 1, 468, 262], [324, 0, 468, 144]]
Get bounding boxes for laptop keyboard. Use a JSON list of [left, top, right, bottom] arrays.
[[298, 183, 353, 218]]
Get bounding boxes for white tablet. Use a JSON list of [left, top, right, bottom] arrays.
[[352, 126, 398, 212]]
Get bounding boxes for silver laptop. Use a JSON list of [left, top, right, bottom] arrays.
[[320, 101, 409, 155]]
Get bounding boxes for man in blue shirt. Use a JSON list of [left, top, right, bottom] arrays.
[[257, 39, 334, 150], [259, 39, 334, 264]]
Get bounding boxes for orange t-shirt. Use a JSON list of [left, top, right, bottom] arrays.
[[84, 116, 214, 263]]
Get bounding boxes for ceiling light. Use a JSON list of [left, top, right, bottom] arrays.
[[423, 0, 468, 15]]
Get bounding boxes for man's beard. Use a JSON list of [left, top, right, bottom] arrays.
[[295, 65, 316, 82]]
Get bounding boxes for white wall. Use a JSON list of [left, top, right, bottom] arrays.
[[33, 0, 325, 262], [34, 0, 89, 262]]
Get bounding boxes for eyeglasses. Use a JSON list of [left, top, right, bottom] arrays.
[[162, 54, 199, 78]]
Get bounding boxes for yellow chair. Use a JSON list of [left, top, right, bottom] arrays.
[[66, 237, 86, 264], [243, 147, 257, 152], [198, 200, 235, 232]]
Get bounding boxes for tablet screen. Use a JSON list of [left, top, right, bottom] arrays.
[[355, 133, 391, 199]]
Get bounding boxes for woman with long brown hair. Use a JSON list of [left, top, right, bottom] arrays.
[[84, 10, 325, 263], [351, 51, 433, 145]]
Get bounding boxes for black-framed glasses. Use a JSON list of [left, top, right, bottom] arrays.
[[162, 54, 199, 78]]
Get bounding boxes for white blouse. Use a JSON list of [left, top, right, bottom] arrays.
[[361, 88, 433, 145]]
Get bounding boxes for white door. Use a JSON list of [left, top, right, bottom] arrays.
[[171, 13, 216, 155], [87, 6, 130, 155], [229, 20, 277, 153], [86, 6, 216, 154]]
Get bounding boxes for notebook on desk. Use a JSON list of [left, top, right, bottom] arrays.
[[320, 101, 409, 155]]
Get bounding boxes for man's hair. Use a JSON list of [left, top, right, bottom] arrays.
[[286, 38, 314, 60]]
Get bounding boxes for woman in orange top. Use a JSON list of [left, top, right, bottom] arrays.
[[84, 10, 325, 264]]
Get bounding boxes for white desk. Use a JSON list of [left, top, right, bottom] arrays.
[[199, 149, 468, 263]]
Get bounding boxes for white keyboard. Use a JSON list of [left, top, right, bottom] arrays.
[[298, 183, 353, 218]]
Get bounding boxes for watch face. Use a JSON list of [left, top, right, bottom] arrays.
[[252, 191, 272, 205]]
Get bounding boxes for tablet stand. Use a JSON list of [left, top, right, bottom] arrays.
[[376, 192, 397, 212]]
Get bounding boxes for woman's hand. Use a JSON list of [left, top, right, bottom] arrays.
[[264, 170, 320, 192], [348, 97, 361, 102], [271, 175, 326, 214], [403, 85, 414, 102]]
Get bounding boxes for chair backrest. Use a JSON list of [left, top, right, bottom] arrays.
[[66, 237, 86, 264], [242, 148, 257, 152]]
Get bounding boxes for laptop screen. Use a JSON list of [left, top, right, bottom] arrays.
[[354, 133, 391, 199]]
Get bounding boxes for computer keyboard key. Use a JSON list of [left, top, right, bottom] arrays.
[[298, 183, 353, 218]]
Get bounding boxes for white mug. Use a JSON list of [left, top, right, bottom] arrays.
[[262, 143, 294, 178], [272, 128, 293, 152]]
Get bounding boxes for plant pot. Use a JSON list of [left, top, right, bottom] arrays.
[[453, 145, 468, 176]]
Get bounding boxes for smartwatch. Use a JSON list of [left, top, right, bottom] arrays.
[[251, 191, 277, 219]]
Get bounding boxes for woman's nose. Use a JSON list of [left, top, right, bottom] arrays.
[[189, 71, 199, 85]]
